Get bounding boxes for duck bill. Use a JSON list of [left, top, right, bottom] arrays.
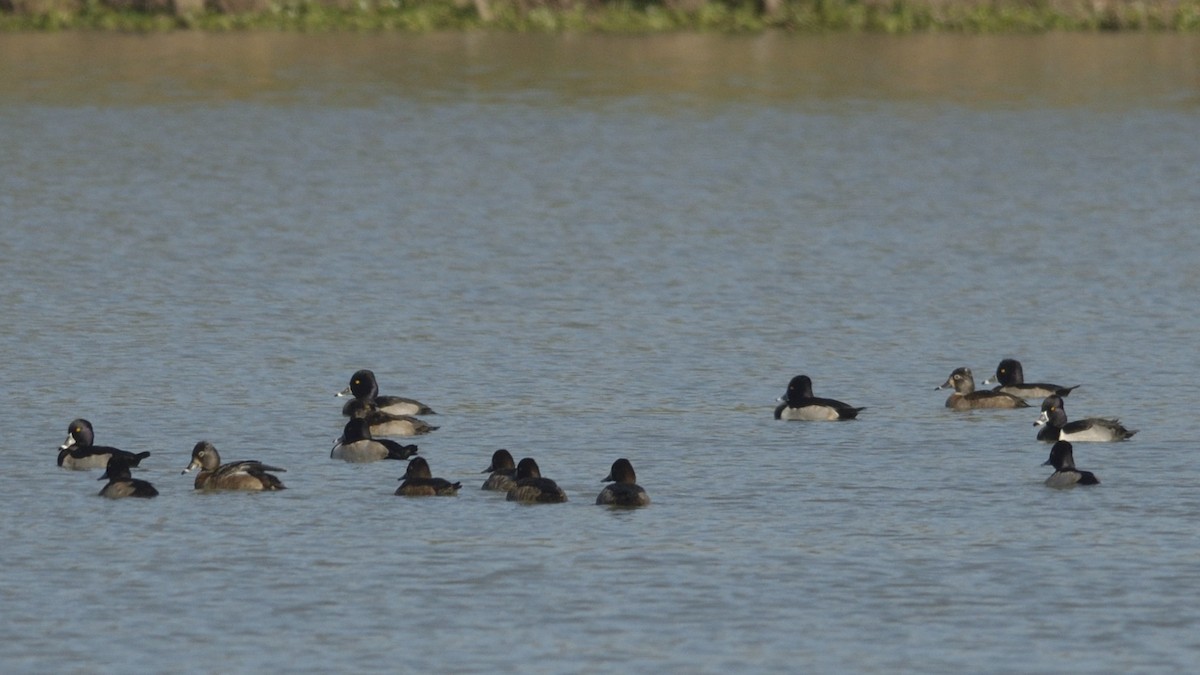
[[936, 380, 952, 391], [1034, 411, 1049, 427], [181, 458, 201, 475], [336, 385, 352, 398], [58, 434, 77, 451], [982, 375, 997, 385]]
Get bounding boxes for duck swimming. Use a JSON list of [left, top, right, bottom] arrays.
[[481, 449, 518, 492], [1042, 440, 1100, 487], [349, 404, 439, 437], [331, 418, 420, 463], [774, 375, 863, 421], [982, 359, 1079, 400], [338, 369, 435, 417], [97, 454, 158, 499], [58, 418, 151, 471], [506, 458, 568, 504], [182, 441, 287, 491], [1034, 395, 1136, 442], [395, 457, 461, 496], [596, 458, 650, 507], [937, 367, 1028, 410]]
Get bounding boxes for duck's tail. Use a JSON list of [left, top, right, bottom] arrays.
[[387, 443, 420, 461]]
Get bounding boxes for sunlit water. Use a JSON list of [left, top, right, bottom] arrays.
[[2, 32, 1199, 673]]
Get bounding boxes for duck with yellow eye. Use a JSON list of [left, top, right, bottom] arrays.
[[57, 418, 150, 470], [338, 369, 436, 417]]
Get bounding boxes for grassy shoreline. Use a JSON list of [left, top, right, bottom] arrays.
[[3, 0, 1199, 32]]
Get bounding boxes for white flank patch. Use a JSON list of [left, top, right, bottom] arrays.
[[780, 405, 839, 421], [1061, 424, 1119, 442]]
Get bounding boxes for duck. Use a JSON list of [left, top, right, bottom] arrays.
[[1034, 395, 1137, 442], [1042, 441, 1100, 487], [506, 458, 568, 504], [97, 454, 158, 499], [331, 418, 420, 463], [982, 358, 1079, 399], [774, 375, 863, 421], [338, 369, 435, 417], [182, 441, 286, 491], [395, 457, 461, 496], [596, 458, 650, 507], [481, 449, 518, 492], [349, 404, 439, 438], [57, 418, 151, 471], [937, 367, 1029, 410]]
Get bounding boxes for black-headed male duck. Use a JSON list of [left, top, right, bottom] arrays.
[[774, 375, 863, 421], [58, 418, 150, 471], [338, 369, 435, 417]]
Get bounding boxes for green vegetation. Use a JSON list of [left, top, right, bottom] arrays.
[[2, 0, 1199, 31]]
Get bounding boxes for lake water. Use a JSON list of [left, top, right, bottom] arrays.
[[2, 31, 1199, 672]]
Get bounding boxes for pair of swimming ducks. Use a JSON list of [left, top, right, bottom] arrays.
[[774, 359, 1136, 488], [335, 369, 439, 438]]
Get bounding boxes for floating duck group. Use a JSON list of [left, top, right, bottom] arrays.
[[57, 368, 647, 506], [58, 359, 1135, 501], [775, 358, 1136, 488]]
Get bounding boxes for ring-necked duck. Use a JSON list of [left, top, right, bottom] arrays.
[[937, 367, 1029, 410], [1043, 441, 1100, 487], [331, 418, 419, 463], [338, 369, 435, 417], [596, 458, 650, 507], [506, 458, 568, 504], [983, 359, 1079, 399], [395, 457, 461, 496], [1034, 395, 1137, 442], [481, 449, 518, 492], [774, 375, 864, 421], [98, 454, 158, 499], [349, 404, 439, 437], [58, 419, 151, 471], [182, 441, 286, 491]]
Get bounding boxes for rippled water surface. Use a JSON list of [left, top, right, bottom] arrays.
[[2, 32, 1200, 673]]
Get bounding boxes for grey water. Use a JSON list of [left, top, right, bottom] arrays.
[[2, 31, 1199, 672]]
